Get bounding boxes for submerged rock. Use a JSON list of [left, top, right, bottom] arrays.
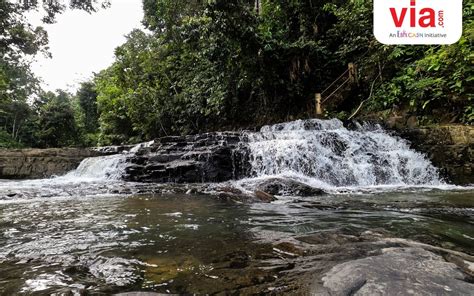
[[318, 247, 474, 295], [255, 190, 277, 203], [115, 293, 179, 296]]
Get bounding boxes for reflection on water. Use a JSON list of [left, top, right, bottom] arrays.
[[0, 190, 473, 294], [0, 195, 267, 294], [248, 190, 474, 253]]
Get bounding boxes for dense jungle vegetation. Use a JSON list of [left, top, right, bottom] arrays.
[[0, 0, 472, 147]]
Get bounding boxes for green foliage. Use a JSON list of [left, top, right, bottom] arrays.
[[323, 0, 473, 124], [0, 130, 23, 148], [370, 17, 473, 123], [0, 0, 45, 147], [0, 0, 107, 148], [1, 0, 472, 149], [76, 81, 99, 133], [91, 0, 473, 144], [142, 0, 205, 34], [36, 91, 82, 148], [96, 65, 136, 145]]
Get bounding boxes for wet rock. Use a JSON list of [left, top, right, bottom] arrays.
[[0, 148, 106, 179], [255, 178, 325, 196], [115, 293, 178, 296], [219, 186, 244, 195], [396, 125, 474, 185], [226, 251, 251, 269], [124, 132, 250, 183], [93, 145, 135, 155], [406, 115, 419, 128], [196, 183, 266, 203], [142, 256, 202, 285], [298, 231, 362, 246], [318, 247, 474, 295], [273, 242, 305, 257], [216, 191, 256, 203], [255, 190, 276, 203]]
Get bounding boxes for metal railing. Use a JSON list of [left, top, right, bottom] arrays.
[[315, 63, 357, 116]]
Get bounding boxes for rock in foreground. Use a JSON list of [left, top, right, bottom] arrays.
[[319, 247, 473, 295]]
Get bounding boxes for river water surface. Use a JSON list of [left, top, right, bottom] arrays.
[[1, 119, 473, 294], [1, 186, 473, 294]]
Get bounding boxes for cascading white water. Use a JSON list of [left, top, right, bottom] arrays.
[[63, 141, 154, 181], [129, 140, 154, 154], [0, 143, 148, 201], [245, 119, 443, 188], [64, 154, 128, 181]]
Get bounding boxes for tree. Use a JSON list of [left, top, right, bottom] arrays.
[[16, 0, 110, 23], [37, 91, 81, 147], [0, 0, 109, 147], [84, 0, 474, 146], [95, 66, 136, 145], [76, 81, 99, 133], [324, 0, 473, 123]]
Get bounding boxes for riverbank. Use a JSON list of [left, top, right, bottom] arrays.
[[0, 148, 106, 179]]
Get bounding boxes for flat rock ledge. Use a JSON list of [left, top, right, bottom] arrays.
[[318, 247, 473, 295], [0, 148, 104, 179]]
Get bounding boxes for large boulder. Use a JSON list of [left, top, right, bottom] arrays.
[[318, 247, 473, 295], [124, 132, 250, 183]]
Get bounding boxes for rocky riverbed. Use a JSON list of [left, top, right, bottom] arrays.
[[0, 190, 473, 295], [0, 119, 472, 295]]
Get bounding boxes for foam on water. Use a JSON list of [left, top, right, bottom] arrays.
[[63, 154, 128, 181], [129, 140, 154, 154], [0, 119, 469, 201], [0, 143, 141, 201], [58, 140, 154, 182], [242, 119, 446, 191]]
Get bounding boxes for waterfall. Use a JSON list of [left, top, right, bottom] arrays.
[[61, 141, 155, 181], [129, 140, 154, 154], [67, 119, 442, 187], [245, 119, 442, 188], [64, 154, 128, 181], [0, 120, 454, 202]]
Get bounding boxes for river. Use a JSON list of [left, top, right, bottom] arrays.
[[0, 119, 473, 294]]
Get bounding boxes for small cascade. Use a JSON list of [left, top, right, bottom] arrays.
[[245, 119, 443, 188], [129, 140, 155, 154], [64, 154, 128, 181], [63, 142, 153, 181]]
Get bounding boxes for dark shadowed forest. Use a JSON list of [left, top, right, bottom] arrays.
[[1, 0, 472, 148]]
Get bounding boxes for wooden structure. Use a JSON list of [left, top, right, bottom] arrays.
[[315, 63, 358, 116], [255, 0, 262, 15]]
